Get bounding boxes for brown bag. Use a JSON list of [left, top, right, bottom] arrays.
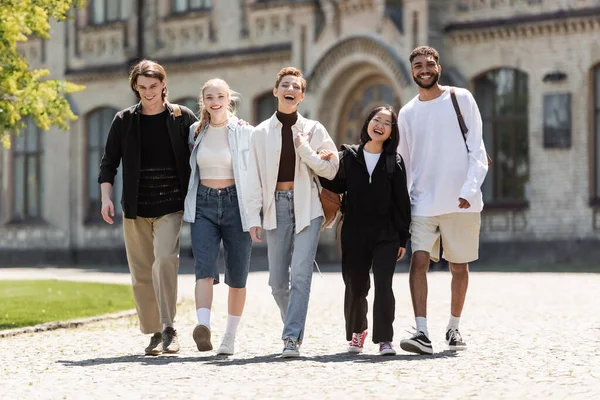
[[450, 88, 492, 166], [307, 122, 343, 230], [319, 187, 342, 229]]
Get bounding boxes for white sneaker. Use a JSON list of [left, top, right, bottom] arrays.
[[217, 333, 235, 355]]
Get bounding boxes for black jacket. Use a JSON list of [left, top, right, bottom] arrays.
[[98, 102, 198, 219], [320, 144, 411, 247]]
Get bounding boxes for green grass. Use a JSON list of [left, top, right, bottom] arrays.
[[0, 280, 135, 330]]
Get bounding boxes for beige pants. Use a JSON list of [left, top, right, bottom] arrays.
[[410, 213, 481, 264], [123, 211, 183, 334]]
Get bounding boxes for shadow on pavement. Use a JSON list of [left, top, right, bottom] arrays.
[[58, 350, 458, 368]]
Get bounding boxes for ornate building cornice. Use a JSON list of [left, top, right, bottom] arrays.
[[65, 43, 292, 82], [446, 6, 600, 44]]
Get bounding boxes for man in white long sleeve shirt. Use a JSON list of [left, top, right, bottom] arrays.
[[397, 46, 488, 355]]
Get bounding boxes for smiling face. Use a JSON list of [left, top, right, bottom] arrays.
[[411, 54, 442, 89], [273, 75, 305, 113], [135, 75, 166, 109], [203, 82, 230, 121], [367, 109, 393, 143]]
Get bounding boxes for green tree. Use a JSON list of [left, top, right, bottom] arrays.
[[0, 0, 86, 148]]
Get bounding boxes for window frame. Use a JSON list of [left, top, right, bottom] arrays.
[[84, 107, 123, 224], [171, 0, 212, 14], [10, 122, 44, 224], [474, 68, 530, 210], [592, 64, 600, 205], [88, 0, 128, 26], [253, 91, 278, 126]]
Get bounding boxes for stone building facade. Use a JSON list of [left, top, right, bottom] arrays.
[[1, 0, 600, 265]]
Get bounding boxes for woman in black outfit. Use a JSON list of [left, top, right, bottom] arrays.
[[320, 106, 411, 355]]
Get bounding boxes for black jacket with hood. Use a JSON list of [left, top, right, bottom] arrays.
[[319, 144, 411, 247]]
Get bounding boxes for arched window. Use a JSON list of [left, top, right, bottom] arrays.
[[254, 91, 277, 125], [86, 107, 122, 222], [474, 68, 529, 205], [593, 64, 600, 200], [11, 120, 43, 222], [338, 77, 401, 145]]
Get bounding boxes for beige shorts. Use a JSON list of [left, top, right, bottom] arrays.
[[410, 213, 481, 263]]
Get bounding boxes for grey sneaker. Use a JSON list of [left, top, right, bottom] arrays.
[[162, 327, 180, 354], [144, 333, 163, 356], [192, 324, 213, 351], [281, 338, 300, 358], [379, 342, 396, 356]]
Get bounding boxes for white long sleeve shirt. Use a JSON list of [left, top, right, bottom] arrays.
[[397, 87, 488, 217], [245, 112, 339, 233]]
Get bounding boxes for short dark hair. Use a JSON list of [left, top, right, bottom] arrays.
[[129, 59, 168, 100], [274, 67, 307, 93], [409, 46, 440, 64], [359, 106, 399, 155]]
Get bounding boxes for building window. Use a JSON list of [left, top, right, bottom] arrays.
[[254, 92, 278, 125], [594, 64, 600, 200], [173, 97, 199, 116], [12, 122, 43, 222], [338, 78, 401, 145], [172, 0, 212, 13], [86, 108, 123, 222], [474, 68, 529, 206], [89, 0, 129, 25]]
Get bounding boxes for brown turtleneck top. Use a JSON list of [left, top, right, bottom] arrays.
[[276, 110, 297, 182]]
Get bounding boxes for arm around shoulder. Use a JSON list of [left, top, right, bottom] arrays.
[[296, 123, 339, 180]]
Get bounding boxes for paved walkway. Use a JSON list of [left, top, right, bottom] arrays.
[[1, 267, 599, 399]]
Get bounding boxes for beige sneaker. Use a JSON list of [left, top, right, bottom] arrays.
[[144, 333, 163, 356], [192, 324, 213, 351], [162, 327, 180, 354]]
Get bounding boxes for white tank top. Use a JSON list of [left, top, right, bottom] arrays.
[[196, 125, 234, 179]]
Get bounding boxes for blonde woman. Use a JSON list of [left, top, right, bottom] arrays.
[[183, 79, 253, 355], [245, 67, 339, 357]]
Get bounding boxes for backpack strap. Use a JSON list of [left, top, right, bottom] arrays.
[[171, 103, 182, 117], [450, 87, 493, 166], [450, 87, 468, 143]]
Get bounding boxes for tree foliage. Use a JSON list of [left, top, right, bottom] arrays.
[[0, 0, 86, 148]]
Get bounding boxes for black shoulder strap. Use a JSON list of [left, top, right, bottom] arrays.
[[450, 88, 468, 142]]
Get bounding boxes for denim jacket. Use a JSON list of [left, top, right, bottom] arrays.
[[183, 116, 254, 231]]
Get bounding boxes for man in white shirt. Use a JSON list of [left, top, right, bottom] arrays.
[[397, 46, 488, 354]]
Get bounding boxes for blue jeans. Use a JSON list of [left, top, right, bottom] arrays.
[[190, 184, 252, 288], [264, 190, 322, 343]]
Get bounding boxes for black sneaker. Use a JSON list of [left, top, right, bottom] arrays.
[[144, 333, 163, 356], [162, 327, 180, 354], [400, 331, 433, 355], [446, 328, 467, 350]]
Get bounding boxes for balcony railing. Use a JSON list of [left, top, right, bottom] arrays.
[[78, 22, 128, 67]]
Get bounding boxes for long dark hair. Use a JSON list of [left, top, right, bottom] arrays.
[[359, 105, 399, 155]]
